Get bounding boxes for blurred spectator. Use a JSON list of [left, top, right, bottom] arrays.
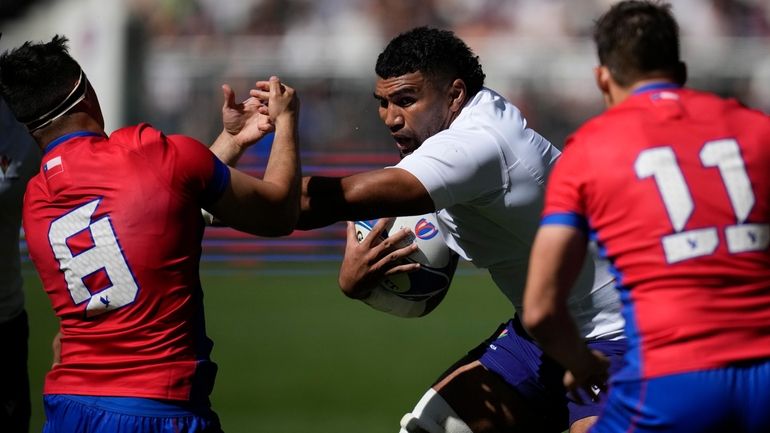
[[124, 0, 770, 155]]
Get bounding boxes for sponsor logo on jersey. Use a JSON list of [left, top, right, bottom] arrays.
[[414, 218, 439, 240]]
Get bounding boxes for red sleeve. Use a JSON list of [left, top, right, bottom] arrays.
[[541, 134, 590, 229], [166, 134, 230, 206]]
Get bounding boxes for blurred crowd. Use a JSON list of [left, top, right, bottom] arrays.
[[122, 0, 770, 151], [129, 0, 770, 39]]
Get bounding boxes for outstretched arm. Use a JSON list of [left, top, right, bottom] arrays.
[[522, 225, 610, 401], [297, 168, 436, 230], [208, 77, 301, 236]]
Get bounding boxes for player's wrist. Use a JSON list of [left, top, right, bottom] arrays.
[[219, 128, 250, 150]]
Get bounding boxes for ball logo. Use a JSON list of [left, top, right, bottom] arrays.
[[414, 218, 439, 240]]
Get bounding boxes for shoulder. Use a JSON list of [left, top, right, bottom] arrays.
[[110, 123, 206, 154], [458, 88, 528, 130]]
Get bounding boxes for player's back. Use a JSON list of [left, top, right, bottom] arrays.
[[567, 87, 770, 378], [23, 124, 226, 401]]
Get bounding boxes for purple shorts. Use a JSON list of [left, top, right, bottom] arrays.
[[478, 316, 626, 432]]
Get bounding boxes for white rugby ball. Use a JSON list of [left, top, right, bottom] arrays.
[[354, 213, 458, 318]]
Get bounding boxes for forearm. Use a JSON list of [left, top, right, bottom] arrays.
[[297, 170, 435, 230], [525, 306, 594, 371], [210, 130, 248, 166], [297, 176, 351, 230], [260, 115, 301, 227], [522, 225, 592, 370]]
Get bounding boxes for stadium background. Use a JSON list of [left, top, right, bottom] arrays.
[[3, 0, 769, 432]]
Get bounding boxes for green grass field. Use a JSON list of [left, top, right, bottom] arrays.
[[23, 262, 512, 433]]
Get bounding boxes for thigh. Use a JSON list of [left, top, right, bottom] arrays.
[[434, 320, 568, 433], [434, 360, 563, 433]]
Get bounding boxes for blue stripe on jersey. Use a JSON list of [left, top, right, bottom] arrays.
[[589, 227, 643, 381], [44, 131, 104, 155], [202, 155, 231, 206], [540, 212, 588, 233]]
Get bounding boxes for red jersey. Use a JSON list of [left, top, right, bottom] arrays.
[[23, 124, 230, 401], [543, 85, 770, 380]]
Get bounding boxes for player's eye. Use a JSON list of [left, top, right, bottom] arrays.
[[396, 97, 415, 107], [377, 98, 388, 109]]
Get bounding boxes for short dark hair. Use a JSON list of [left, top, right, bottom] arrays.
[[0, 35, 82, 123], [375, 27, 486, 97], [594, 1, 685, 86]]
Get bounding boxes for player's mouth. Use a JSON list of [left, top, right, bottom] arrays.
[[393, 134, 416, 155]]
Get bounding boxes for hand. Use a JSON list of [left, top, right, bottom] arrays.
[[221, 83, 274, 149], [338, 219, 420, 299], [250, 76, 299, 124], [563, 349, 611, 404]]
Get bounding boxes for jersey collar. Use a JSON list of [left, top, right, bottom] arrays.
[[44, 131, 104, 155], [632, 82, 681, 95]]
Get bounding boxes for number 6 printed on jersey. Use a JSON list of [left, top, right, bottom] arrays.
[[48, 198, 139, 317]]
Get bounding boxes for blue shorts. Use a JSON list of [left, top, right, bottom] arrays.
[[43, 395, 223, 433], [478, 316, 626, 431], [590, 360, 770, 433]]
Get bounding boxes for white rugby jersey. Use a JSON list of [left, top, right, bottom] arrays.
[[0, 98, 40, 323], [396, 88, 623, 340]]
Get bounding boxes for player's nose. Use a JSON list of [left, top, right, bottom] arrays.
[[383, 107, 404, 131]]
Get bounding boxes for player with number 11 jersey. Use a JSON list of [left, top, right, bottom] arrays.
[[542, 84, 770, 381]]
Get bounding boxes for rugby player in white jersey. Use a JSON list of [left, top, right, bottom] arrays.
[[294, 27, 626, 433]]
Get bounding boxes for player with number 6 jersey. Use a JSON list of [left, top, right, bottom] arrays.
[[2, 35, 300, 433], [24, 126, 227, 400]]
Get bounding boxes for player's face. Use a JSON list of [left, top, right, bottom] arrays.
[[374, 71, 455, 157]]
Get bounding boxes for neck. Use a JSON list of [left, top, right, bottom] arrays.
[[32, 112, 104, 152], [606, 78, 679, 108]]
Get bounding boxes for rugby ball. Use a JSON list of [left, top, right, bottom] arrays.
[[354, 213, 458, 318]]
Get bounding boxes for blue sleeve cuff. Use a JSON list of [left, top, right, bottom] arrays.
[[202, 155, 231, 206], [541, 212, 588, 233]]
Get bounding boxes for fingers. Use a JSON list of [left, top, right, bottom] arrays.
[[249, 76, 294, 107], [221, 84, 235, 109], [363, 219, 390, 247], [383, 261, 420, 277], [249, 82, 271, 102], [346, 221, 361, 248], [269, 75, 282, 97]]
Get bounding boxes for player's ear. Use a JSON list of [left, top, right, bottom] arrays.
[[594, 66, 615, 107], [594, 66, 611, 94], [448, 79, 466, 112]]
